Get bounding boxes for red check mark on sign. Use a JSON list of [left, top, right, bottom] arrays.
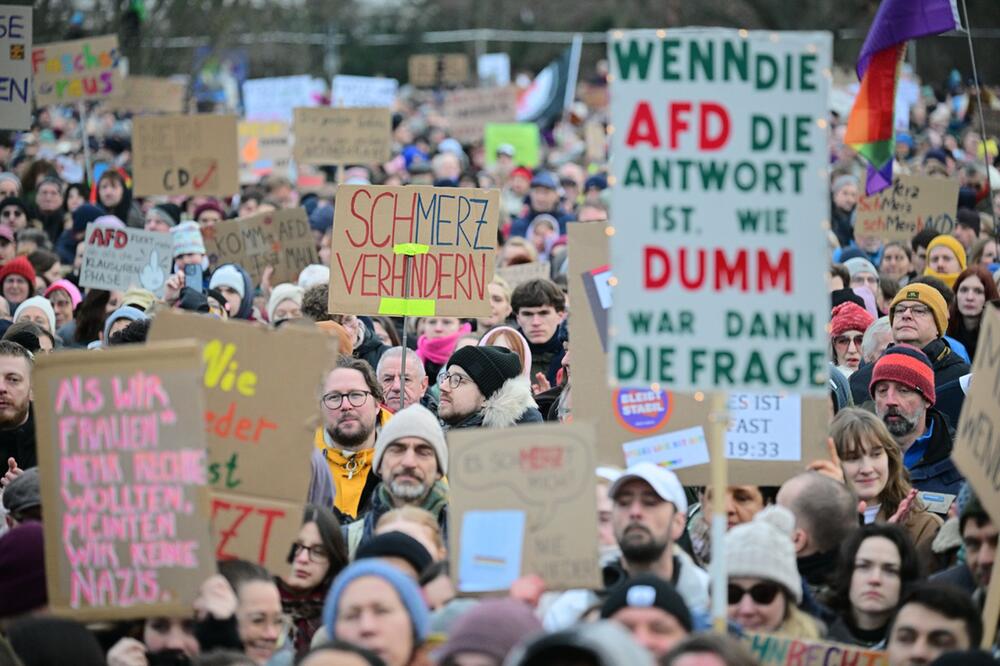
[[193, 161, 218, 190]]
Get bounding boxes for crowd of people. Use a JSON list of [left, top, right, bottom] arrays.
[[0, 38, 999, 666]]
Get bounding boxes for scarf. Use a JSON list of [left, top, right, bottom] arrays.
[[314, 427, 376, 518], [416, 323, 472, 365], [278, 577, 330, 657], [923, 267, 960, 289]]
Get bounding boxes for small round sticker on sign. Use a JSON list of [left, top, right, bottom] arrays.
[[613, 387, 673, 434]]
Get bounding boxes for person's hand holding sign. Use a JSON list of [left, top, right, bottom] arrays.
[[193, 574, 238, 621], [806, 438, 845, 484]]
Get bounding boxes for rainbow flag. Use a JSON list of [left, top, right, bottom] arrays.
[[845, 0, 962, 194]]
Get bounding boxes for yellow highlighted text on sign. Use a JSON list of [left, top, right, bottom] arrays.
[[379, 298, 436, 316], [394, 243, 430, 256]]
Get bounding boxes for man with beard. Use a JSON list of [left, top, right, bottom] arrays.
[[544, 462, 709, 629], [313, 357, 391, 523], [0, 341, 34, 491], [871, 346, 962, 498], [343, 404, 448, 556]]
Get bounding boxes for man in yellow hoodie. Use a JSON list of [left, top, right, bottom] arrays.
[[314, 356, 391, 523]]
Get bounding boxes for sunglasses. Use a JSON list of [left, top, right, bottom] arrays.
[[834, 334, 863, 348], [728, 582, 781, 605]]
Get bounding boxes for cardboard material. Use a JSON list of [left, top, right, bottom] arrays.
[[32, 35, 122, 106], [443, 87, 517, 145], [855, 175, 960, 240], [742, 632, 887, 666], [133, 114, 239, 197], [328, 184, 500, 317], [105, 76, 186, 115], [0, 5, 31, 130], [607, 30, 831, 394], [33, 342, 214, 621], [210, 492, 303, 576], [585, 122, 605, 163], [79, 224, 173, 297], [497, 261, 551, 290], [331, 75, 398, 108], [567, 222, 829, 483], [238, 121, 292, 185], [484, 123, 540, 168], [242, 75, 317, 123], [292, 107, 392, 165], [409, 54, 470, 87], [448, 422, 601, 592], [203, 208, 318, 287]]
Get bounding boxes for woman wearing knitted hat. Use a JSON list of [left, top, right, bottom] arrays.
[[946, 266, 999, 363], [209, 263, 256, 320], [726, 506, 822, 638], [323, 559, 431, 666], [0, 255, 36, 309], [434, 598, 543, 666], [923, 235, 967, 288], [13, 296, 56, 334], [830, 302, 875, 377], [267, 283, 304, 325]]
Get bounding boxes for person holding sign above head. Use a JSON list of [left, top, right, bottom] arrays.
[[438, 345, 542, 430]]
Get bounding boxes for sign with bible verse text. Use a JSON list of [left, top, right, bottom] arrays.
[[33, 342, 215, 621], [203, 208, 318, 286], [133, 114, 239, 196], [855, 174, 959, 241], [0, 5, 31, 129], [292, 107, 391, 165], [448, 422, 601, 592], [328, 184, 500, 318], [608, 29, 831, 394], [32, 35, 122, 106], [79, 224, 172, 297]]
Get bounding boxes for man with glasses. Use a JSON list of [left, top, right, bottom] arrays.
[[438, 345, 542, 430], [376, 346, 434, 414], [314, 357, 391, 523]]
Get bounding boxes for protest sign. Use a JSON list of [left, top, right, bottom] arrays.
[[133, 114, 239, 197], [742, 631, 887, 666], [243, 75, 317, 123], [443, 87, 518, 145], [292, 107, 392, 165], [567, 222, 828, 483], [331, 75, 398, 108], [328, 184, 500, 318], [32, 35, 122, 106], [409, 54, 470, 87], [0, 5, 31, 130], [497, 261, 551, 290], [79, 224, 173, 298], [855, 175, 960, 240], [477, 53, 511, 86], [105, 76, 186, 115], [239, 120, 292, 184], [607, 29, 831, 394], [448, 422, 601, 592], [149, 312, 334, 571], [484, 123, 540, 168], [33, 342, 215, 621], [585, 122, 606, 163], [203, 207, 318, 286]]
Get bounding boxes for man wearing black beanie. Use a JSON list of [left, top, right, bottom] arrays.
[[438, 345, 543, 430], [600, 574, 692, 658]]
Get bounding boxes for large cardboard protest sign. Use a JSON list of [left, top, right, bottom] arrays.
[[33, 343, 215, 621], [484, 123, 540, 168], [608, 29, 831, 394], [105, 76, 186, 115], [567, 222, 828, 483], [443, 87, 518, 144], [448, 423, 601, 592], [855, 174, 960, 241], [149, 312, 334, 572], [0, 5, 31, 129], [243, 75, 317, 123], [203, 208, 318, 286], [742, 632, 887, 666], [409, 54, 470, 87], [79, 224, 172, 297], [133, 114, 239, 197], [32, 35, 122, 106], [497, 261, 551, 290], [292, 107, 392, 165], [328, 184, 500, 318], [239, 121, 292, 184], [331, 75, 398, 108]]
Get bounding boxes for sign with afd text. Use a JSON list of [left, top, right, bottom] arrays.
[[448, 422, 601, 592], [293, 107, 392, 165], [79, 224, 173, 298], [855, 174, 960, 241], [203, 208, 319, 287], [32, 35, 122, 106], [149, 312, 334, 572], [33, 342, 215, 621], [608, 29, 831, 394], [0, 5, 31, 129], [328, 184, 500, 318], [133, 114, 239, 196]]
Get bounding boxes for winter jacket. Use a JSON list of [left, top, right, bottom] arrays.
[[442, 376, 544, 430], [876, 503, 942, 573], [0, 407, 35, 471], [831, 204, 855, 249], [907, 407, 964, 497], [509, 206, 574, 238], [344, 480, 449, 557], [521, 324, 567, 387]]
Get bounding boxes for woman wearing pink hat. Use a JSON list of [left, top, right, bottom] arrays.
[[44, 279, 82, 329]]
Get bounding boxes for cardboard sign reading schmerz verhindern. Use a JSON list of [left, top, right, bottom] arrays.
[[79, 224, 173, 297]]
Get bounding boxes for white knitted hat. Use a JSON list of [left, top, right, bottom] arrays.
[[374, 404, 448, 476], [724, 505, 802, 603]]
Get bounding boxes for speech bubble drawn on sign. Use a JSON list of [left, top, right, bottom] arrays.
[[450, 430, 594, 530]]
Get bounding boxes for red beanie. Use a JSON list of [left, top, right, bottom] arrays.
[[869, 345, 936, 405], [0, 256, 37, 291], [830, 301, 875, 338]]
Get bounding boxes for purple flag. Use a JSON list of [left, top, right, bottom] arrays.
[[857, 0, 961, 78], [865, 161, 895, 196]]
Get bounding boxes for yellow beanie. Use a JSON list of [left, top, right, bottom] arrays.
[[889, 283, 948, 337]]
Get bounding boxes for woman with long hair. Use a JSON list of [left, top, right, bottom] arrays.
[[95, 168, 143, 227], [946, 266, 999, 362]]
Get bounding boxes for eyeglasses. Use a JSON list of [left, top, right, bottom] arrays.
[[728, 582, 781, 605], [834, 334, 864, 349], [289, 542, 329, 563], [1, 210, 24, 218], [238, 611, 292, 634], [440, 372, 473, 390], [321, 390, 372, 409], [893, 303, 931, 317]]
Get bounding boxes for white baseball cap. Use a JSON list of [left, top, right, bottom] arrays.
[[608, 462, 687, 514]]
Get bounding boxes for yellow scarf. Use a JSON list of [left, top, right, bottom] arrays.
[[314, 428, 375, 519]]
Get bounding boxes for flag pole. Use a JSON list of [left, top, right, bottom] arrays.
[[959, 0, 998, 236]]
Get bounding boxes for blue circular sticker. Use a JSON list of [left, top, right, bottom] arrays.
[[613, 387, 673, 434]]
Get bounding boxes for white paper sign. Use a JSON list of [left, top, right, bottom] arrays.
[[725, 393, 802, 461], [242, 75, 318, 123], [331, 75, 398, 108], [478, 53, 511, 86], [623, 426, 711, 471], [0, 5, 31, 130]]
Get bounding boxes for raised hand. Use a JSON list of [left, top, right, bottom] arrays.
[[888, 488, 919, 525]]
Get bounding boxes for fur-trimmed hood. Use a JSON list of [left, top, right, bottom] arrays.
[[445, 376, 543, 430]]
